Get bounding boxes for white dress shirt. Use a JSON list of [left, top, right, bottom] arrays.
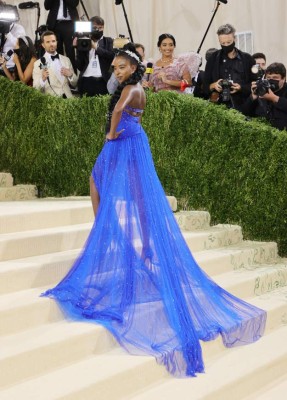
[[82, 48, 103, 78], [57, 0, 72, 21]]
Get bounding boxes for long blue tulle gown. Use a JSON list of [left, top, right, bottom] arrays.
[[42, 106, 266, 377]]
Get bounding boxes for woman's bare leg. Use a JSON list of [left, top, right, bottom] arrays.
[[90, 176, 100, 217]]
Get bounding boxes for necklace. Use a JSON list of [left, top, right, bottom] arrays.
[[161, 57, 173, 64]]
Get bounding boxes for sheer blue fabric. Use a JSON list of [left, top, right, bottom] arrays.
[[41, 108, 266, 377]]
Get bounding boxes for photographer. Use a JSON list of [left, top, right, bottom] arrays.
[[74, 16, 114, 97], [0, 1, 25, 77], [203, 24, 255, 110], [241, 63, 287, 131]]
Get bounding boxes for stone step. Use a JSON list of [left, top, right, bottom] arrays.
[[183, 223, 243, 251], [0, 250, 80, 295], [0, 200, 94, 234], [214, 261, 287, 299], [0, 201, 209, 236], [244, 373, 287, 400], [0, 348, 167, 400], [0, 223, 92, 261], [0, 241, 278, 295], [194, 240, 278, 276], [0, 287, 64, 336], [174, 210, 211, 231], [0, 222, 242, 262], [0, 172, 13, 188], [130, 327, 287, 400], [0, 274, 286, 338], [0, 325, 286, 400], [0, 321, 117, 389], [0, 185, 38, 201]]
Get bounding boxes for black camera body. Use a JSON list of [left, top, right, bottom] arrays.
[[76, 33, 91, 52], [219, 79, 233, 102], [254, 78, 277, 97]]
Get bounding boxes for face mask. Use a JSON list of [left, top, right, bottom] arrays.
[[268, 79, 280, 92], [13, 49, 21, 56], [91, 30, 103, 41], [221, 42, 235, 55]]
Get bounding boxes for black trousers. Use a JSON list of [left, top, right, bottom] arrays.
[[54, 20, 76, 72], [79, 77, 108, 97]]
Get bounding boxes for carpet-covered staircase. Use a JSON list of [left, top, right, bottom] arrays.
[[0, 173, 287, 399]]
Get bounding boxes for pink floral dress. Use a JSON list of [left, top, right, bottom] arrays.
[[150, 52, 201, 93]]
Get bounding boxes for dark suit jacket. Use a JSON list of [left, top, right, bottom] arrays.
[[76, 36, 115, 84], [203, 48, 256, 102], [44, 0, 79, 30], [240, 84, 287, 131]]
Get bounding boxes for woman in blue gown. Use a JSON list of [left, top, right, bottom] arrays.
[[42, 44, 266, 377]]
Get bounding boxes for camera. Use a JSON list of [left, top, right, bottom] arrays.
[[74, 21, 92, 51], [254, 78, 277, 97], [219, 79, 233, 102]]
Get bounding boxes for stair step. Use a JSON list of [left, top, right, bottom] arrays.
[[0, 326, 286, 400], [0, 223, 92, 261], [0, 287, 64, 335], [0, 250, 80, 294], [0, 200, 94, 234], [0, 172, 13, 188], [0, 278, 286, 338], [0, 241, 278, 295], [213, 261, 287, 298], [174, 210, 211, 231], [194, 240, 278, 276], [0, 185, 38, 201], [183, 224, 243, 251], [244, 373, 287, 400], [0, 349, 167, 400], [0, 200, 206, 236], [0, 222, 243, 262], [0, 321, 117, 389], [130, 327, 287, 400]]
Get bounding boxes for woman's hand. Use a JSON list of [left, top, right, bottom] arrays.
[[106, 129, 125, 141], [12, 53, 20, 67], [158, 71, 168, 83], [142, 80, 152, 88]]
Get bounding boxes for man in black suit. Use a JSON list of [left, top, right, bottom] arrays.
[[44, 0, 79, 72], [75, 16, 114, 96], [203, 23, 256, 110]]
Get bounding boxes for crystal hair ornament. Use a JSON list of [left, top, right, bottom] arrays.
[[123, 49, 140, 63]]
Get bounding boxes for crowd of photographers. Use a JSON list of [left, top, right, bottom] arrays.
[[201, 23, 287, 131], [0, 1, 287, 131]]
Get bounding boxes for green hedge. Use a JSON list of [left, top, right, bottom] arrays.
[[1, 77, 287, 254]]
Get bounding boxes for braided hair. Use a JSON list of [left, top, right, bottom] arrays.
[[106, 43, 145, 131]]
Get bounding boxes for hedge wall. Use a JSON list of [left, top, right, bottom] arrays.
[[1, 77, 287, 254]]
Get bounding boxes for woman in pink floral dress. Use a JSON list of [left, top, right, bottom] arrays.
[[147, 33, 201, 93]]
